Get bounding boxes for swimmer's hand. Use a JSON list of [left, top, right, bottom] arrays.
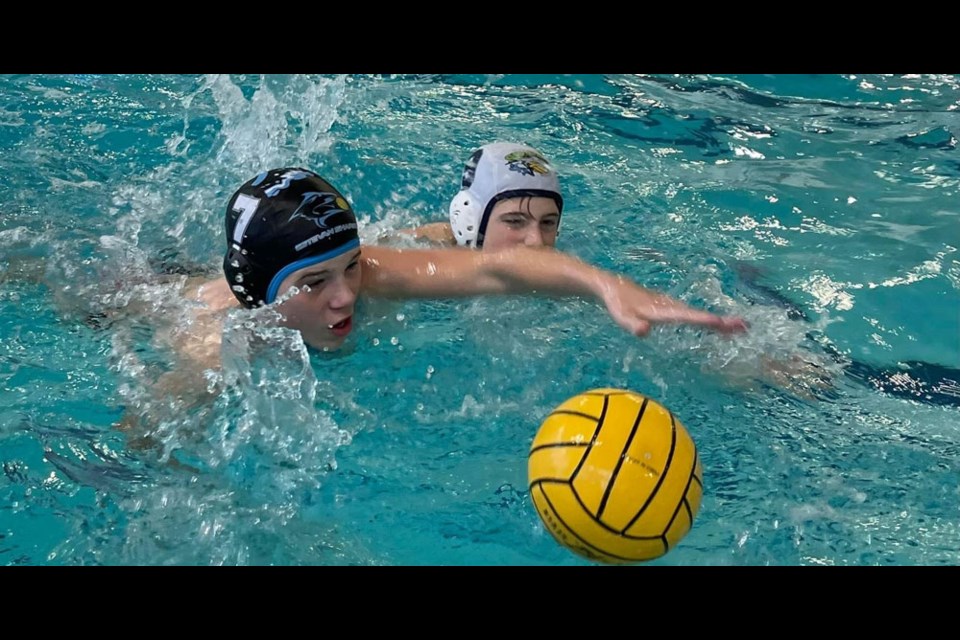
[[599, 274, 749, 337]]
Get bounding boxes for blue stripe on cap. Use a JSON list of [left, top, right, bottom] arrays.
[[265, 238, 361, 304]]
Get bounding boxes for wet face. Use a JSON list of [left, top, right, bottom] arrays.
[[272, 249, 362, 351], [481, 196, 560, 251]]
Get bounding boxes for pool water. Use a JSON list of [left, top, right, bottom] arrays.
[[1, 74, 958, 565]]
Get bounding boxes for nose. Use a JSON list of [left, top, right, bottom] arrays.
[[327, 275, 357, 310], [524, 225, 545, 247]]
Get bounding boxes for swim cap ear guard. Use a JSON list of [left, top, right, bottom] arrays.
[[223, 244, 258, 307], [448, 189, 484, 247]]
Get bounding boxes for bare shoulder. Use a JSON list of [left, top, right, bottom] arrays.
[[182, 275, 240, 313], [402, 222, 456, 244], [171, 276, 239, 371]]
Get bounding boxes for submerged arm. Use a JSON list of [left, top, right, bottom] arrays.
[[360, 245, 748, 336]]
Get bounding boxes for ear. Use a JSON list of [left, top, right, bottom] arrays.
[[448, 190, 483, 248]]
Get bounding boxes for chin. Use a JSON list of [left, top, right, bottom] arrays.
[[306, 335, 347, 352]]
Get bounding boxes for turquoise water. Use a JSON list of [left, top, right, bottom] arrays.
[[1, 74, 958, 565]]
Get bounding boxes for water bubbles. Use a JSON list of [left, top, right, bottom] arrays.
[[390, 336, 399, 346]]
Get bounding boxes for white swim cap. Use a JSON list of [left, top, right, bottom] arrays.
[[448, 142, 563, 248]]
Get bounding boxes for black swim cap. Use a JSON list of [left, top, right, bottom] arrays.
[[223, 167, 360, 308]]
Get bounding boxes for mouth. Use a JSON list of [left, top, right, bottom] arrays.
[[328, 316, 353, 337]]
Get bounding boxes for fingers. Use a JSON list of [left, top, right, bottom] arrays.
[[626, 313, 746, 337], [606, 285, 750, 337], [630, 318, 651, 337], [648, 304, 750, 333], [686, 314, 749, 334], [712, 316, 750, 334]]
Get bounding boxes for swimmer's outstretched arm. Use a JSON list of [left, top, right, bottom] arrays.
[[360, 245, 748, 336]]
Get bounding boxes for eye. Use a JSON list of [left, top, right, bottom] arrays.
[[346, 260, 360, 272], [301, 277, 326, 288], [501, 216, 526, 227], [541, 217, 559, 228]]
